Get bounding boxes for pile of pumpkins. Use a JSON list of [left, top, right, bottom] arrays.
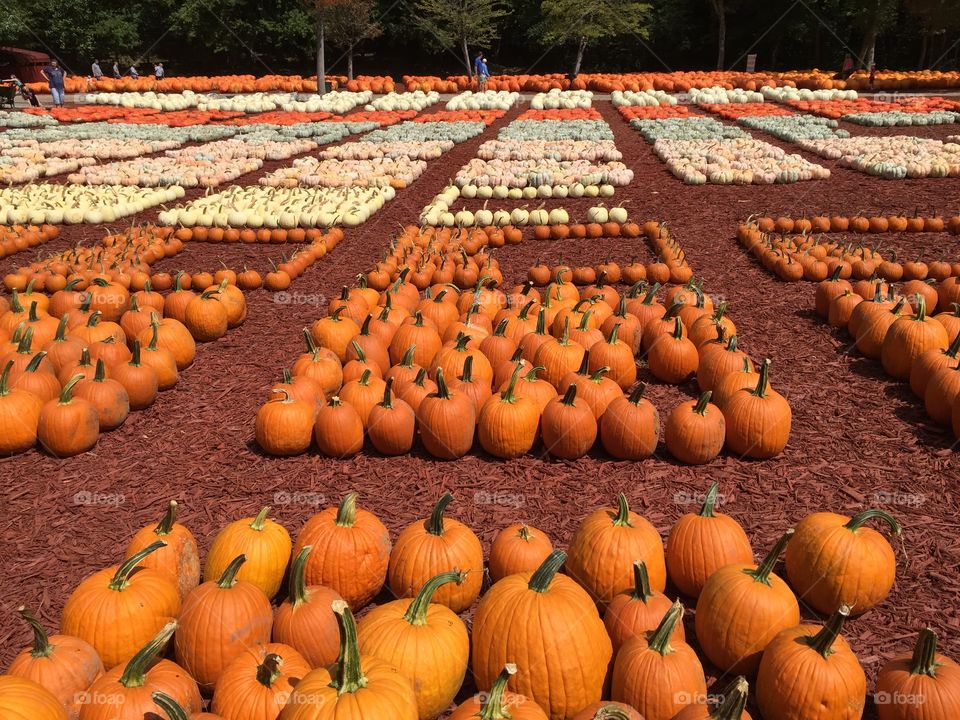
[[796, 136, 960, 179], [0, 226, 249, 457], [254, 223, 789, 463], [0, 223, 59, 261], [0, 183, 182, 225], [444, 90, 520, 111], [2, 487, 943, 720]]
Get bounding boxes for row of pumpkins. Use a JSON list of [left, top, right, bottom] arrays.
[[3, 489, 933, 720], [254, 226, 790, 461]]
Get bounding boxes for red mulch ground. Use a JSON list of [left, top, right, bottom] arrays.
[[1, 100, 959, 718]]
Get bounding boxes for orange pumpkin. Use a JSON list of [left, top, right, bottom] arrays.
[[604, 560, 682, 654], [124, 500, 200, 601], [488, 523, 553, 583], [273, 546, 342, 668], [875, 627, 960, 720], [447, 665, 549, 720], [210, 644, 311, 720], [204, 507, 292, 599], [670, 676, 753, 719], [0, 676, 69, 720]]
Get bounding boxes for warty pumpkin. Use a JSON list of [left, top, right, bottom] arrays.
[[78, 622, 201, 720], [124, 500, 200, 601], [358, 570, 469, 719], [447, 665, 549, 720], [0, 676, 69, 720], [604, 560, 682, 653], [175, 555, 273, 691], [666, 481, 753, 598], [611, 601, 707, 720], [8, 607, 103, 720], [875, 627, 960, 720], [785, 507, 900, 615], [665, 391, 725, 464], [695, 529, 800, 676], [61, 540, 180, 669], [488, 523, 554, 583], [472, 550, 612, 720], [204, 506, 293, 599], [210, 644, 311, 720], [293, 492, 392, 610], [882, 295, 949, 380], [416, 367, 476, 459], [599, 382, 660, 460], [273, 546, 342, 668], [755, 605, 866, 720], [671, 676, 753, 720], [722, 358, 791, 459], [277, 600, 419, 720], [566, 492, 666, 604], [314, 396, 365, 457], [387, 492, 484, 612], [0, 359, 42, 456]]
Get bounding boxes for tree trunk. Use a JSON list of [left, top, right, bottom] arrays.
[[573, 36, 587, 75], [917, 29, 929, 69], [347, 44, 354, 81], [713, 0, 726, 69], [813, 21, 821, 68], [462, 35, 472, 78], [315, 10, 326, 95], [862, 31, 876, 70]]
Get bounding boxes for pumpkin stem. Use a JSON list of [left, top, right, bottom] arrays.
[[648, 600, 683, 656], [118, 621, 177, 688], [518, 525, 532, 542], [725, 334, 738, 352], [108, 540, 166, 591], [693, 391, 712, 416], [606, 322, 621, 345], [357, 369, 373, 387], [712, 676, 750, 720], [627, 382, 647, 405], [379, 376, 396, 409], [629, 561, 654, 603], [403, 570, 466, 626], [946, 332, 960, 358], [53, 314, 69, 341], [528, 549, 566, 593], [671, 315, 684, 340], [0, 361, 12, 397], [523, 364, 545, 383], [151, 691, 189, 720], [560, 382, 578, 406], [534, 307, 546, 335], [478, 664, 518, 720], [350, 340, 368, 363], [844, 508, 901, 535], [288, 545, 313, 607], [154, 500, 178, 535], [426, 492, 453, 536], [589, 366, 610, 382], [501, 363, 524, 404], [460, 355, 476, 383], [336, 492, 358, 527], [587, 705, 634, 720], [435, 367, 453, 399], [915, 294, 927, 322], [250, 506, 271, 531], [699, 482, 719, 518], [331, 600, 368, 695], [216, 554, 248, 588], [611, 492, 633, 527], [751, 358, 772, 398], [24, 350, 47, 374], [399, 345, 417, 368], [255, 652, 284, 688], [908, 628, 942, 677], [746, 528, 794, 586], [805, 604, 852, 658], [16, 607, 53, 658]]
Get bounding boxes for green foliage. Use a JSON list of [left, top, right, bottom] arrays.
[[410, 0, 511, 61], [326, 0, 382, 47], [540, 0, 653, 44]]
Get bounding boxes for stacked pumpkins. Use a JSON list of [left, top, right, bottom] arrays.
[[1, 488, 940, 720]]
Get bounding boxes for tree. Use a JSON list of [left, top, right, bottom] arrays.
[[540, 0, 653, 75], [326, 0, 382, 79], [906, 0, 960, 67], [297, 0, 359, 94], [410, 0, 510, 77]]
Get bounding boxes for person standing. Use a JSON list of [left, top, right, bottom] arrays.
[[91, 59, 102, 80], [154, 62, 164, 81], [838, 54, 854, 79], [42, 59, 67, 107], [129, 64, 139, 79], [112, 60, 121, 78], [476, 54, 490, 91]]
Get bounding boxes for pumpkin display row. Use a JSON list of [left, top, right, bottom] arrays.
[[0, 224, 59, 261], [2, 489, 936, 720], [800, 136, 960, 180], [0, 155, 97, 184], [0, 109, 58, 128], [4, 119, 237, 144], [0, 184, 182, 225], [22, 105, 244, 125], [611, 89, 678, 107], [776, 95, 960, 123], [698, 103, 794, 121], [443, 90, 521, 112], [687, 86, 765, 105], [530, 89, 595, 110], [737, 114, 849, 143], [420, 185, 621, 226], [1, 136, 181, 161]]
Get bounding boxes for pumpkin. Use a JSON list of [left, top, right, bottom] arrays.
[[670, 676, 753, 719], [666, 482, 753, 598], [37, 374, 100, 457], [541, 384, 597, 459], [124, 500, 200, 601], [472, 550, 612, 720], [664, 391, 725, 464], [184, 288, 228, 342], [488, 523, 553, 583], [273, 546, 342, 668], [206, 506, 291, 598], [11, 351, 59, 402], [566, 493, 666, 605], [599, 383, 660, 460], [882, 295, 948, 380], [314, 396, 364, 457], [0, 360, 42, 456], [256, 389, 315, 456], [604, 560, 682, 653], [293, 492, 392, 610], [210, 644, 311, 720], [73, 360, 128, 431], [293, 330, 343, 398], [8, 607, 103, 719], [358, 571, 470, 719], [722, 358, 791, 459], [416, 367, 476, 459], [78, 622, 201, 720], [388, 492, 484, 612], [138, 314, 195, 371], [140, 323, 179, 390], [697, 334, 748, 392], [785, 507, 900, 616], [110, 340, 158, 410], [152, 692, 222, 720], [447, 665, 549, 720], [479, 364, 541, 458], [61, 540, 180, 669], [276, 600, 419, 720], [695, 529, 799, 676], [41, 315, 84, 374], [589, 323, 636, 389], [875, 627, 960, 720], [611, 601, 707, 720], [648, 317, 698, 384], [367, 377, 416, 455], [925, 363, 960, 425], [535, 317, 586, 389], [755, 605, 866, 720], [911, 332, 960, 398], [572, 702, 643, 720], [175, 555, 274, 690], [0, 676, 68, 720]]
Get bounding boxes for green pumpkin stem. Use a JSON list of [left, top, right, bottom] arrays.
[[590, 366, 611, 382], [380, 376, 395, 408], [534, 307, 547, 335], [0, 361, 12, 396], [16, 607, 53, 658], [915, 294, 927, 321], [693, 391, 712, 415], [946, 332, 960, 358], [478, 664, 518, 720], [53, 314, 69, 341], [648, 601, 683, 656], [528, 549, 567, 593], [699, 482, 719, 518], [501, 362, 524, 403], [119, 621, 177, 688], [331, 600, 368, 694], [399, 345, 417, 368], [435, 367, 452, 399], [844, 508, 901, 535], [108, 540, 166, 591], [751, 358, 772, 398], [250, 506, 271, 531], [255, 653, 283, 688], [908, 628, 942, 677], [560, 383, 577, 405], [586, 705, 634, 720], [746, 528, 794, 585], [630, 561, 654, 603], [806, 604, 852, 657], [427, 492, 453, 536], [336, 492, 358, 527], [217, 554, 248, 588], [24, 351, 47, 374], [612, 492, 633, 527], [627, 382, 647, 404], [403, 570, 466, 626], [712, 676, 750, 720], [151, 692, 189, 720], [288, 546, 313, 607], [154, 500, 178, 535]]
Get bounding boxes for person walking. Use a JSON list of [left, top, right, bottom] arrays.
[[4, 75, 41, 107], [154, 62, 164, 81], [129, 64, 139, 79], [475, 53, 490, 91], [91, 59, 103, 80], [42, 59, 67, 107], [112, 60, 121, 78]]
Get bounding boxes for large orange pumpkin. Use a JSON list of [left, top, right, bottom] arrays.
[[124, 500, 200, 601], [210, 644, 311, 720], [875, 627, 960, 719], [204, 506, 292, 599], [0, 676, 69, 720], [670, 676, 753, 719]]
